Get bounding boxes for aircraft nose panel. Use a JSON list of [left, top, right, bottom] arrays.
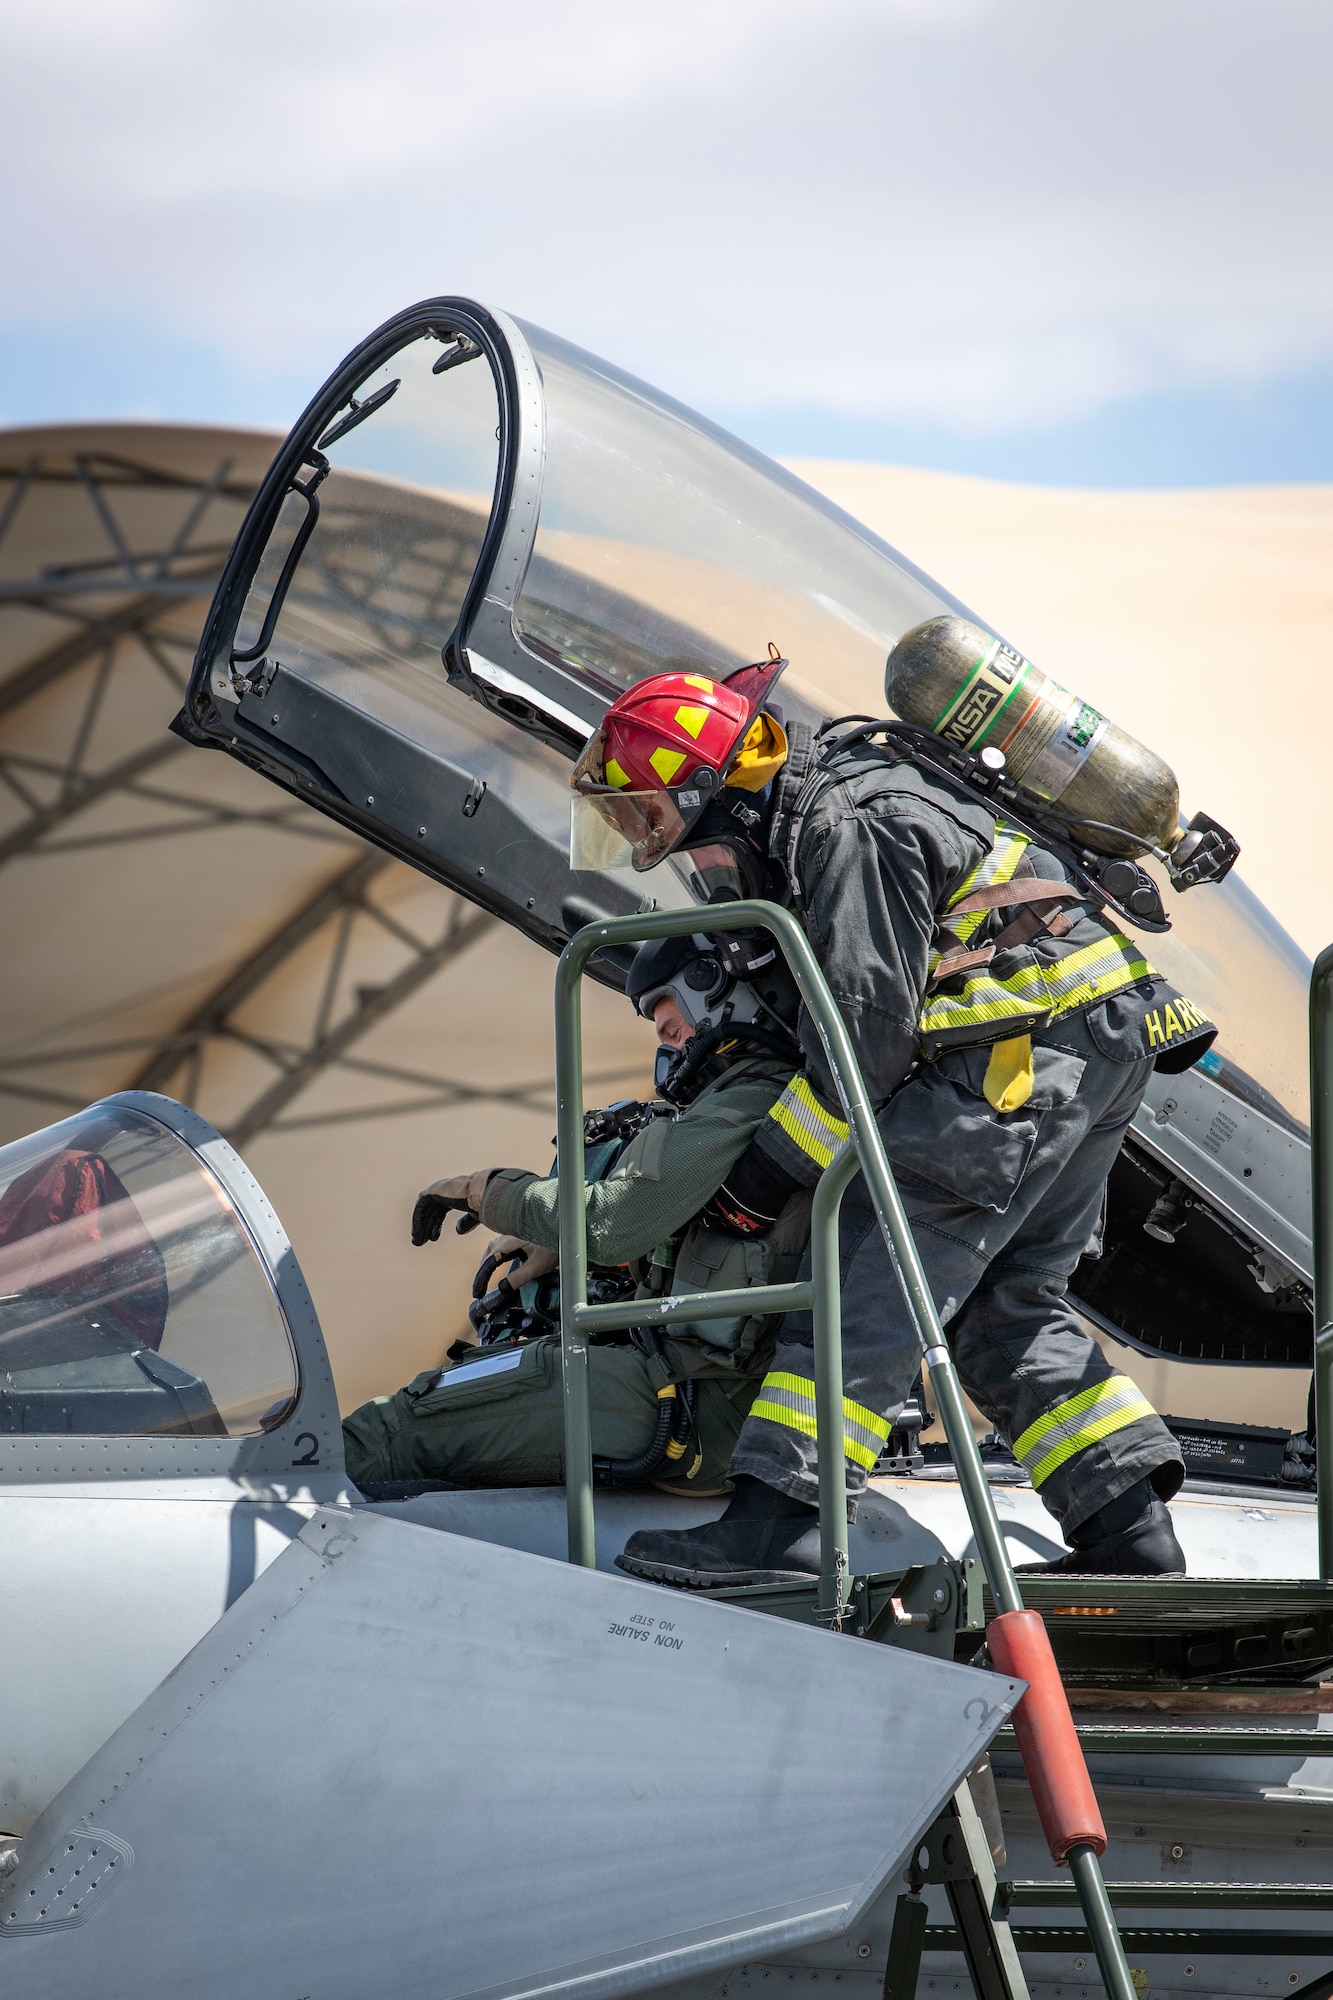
[[0, 1507, 1020, 2000]]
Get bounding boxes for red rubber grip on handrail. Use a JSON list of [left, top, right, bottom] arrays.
[[987, 1608, 1106, 1864]]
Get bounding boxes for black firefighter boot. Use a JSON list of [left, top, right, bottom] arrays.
[[1017, 1478, 1186, 1577], [616, 1475, 822, 1589]]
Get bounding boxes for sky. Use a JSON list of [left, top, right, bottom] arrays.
[[2, 0, 1331, 486]]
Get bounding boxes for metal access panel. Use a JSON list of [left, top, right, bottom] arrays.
[[0, 1508, 1020, 2000]]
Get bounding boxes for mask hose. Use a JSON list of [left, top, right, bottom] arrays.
[[660, 1021, 802, 1105]]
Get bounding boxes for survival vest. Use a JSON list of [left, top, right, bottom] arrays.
[[648, 1189, 812, 1381], [601, 1063, 809, 1380]]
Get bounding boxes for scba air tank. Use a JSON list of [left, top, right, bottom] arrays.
[[885, 616, 1180, 859]]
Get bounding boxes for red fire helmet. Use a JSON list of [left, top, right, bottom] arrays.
[[570, 652, 789, 872]]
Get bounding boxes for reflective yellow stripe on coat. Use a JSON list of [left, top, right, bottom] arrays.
[[749, 1369, 891, 1471], [1012, 1374, 1156, 1489], [932, 824, 1031, 959], [765, 1075, 851, 1173], [919, 930, 1154, 1052]]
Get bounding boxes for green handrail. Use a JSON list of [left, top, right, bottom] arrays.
[[810, 1141, 861, 1616], [554, 898, 1136, 2000], [554, 900, 1024, 1606], [1310, 944, 1333, 1579]]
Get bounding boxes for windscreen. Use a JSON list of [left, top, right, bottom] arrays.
[[0, 1106, 298, 1437], [514, 323, 969, 716]]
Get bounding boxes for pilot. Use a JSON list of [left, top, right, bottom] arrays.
[[340, 936, 808, 1497], [565, 651, 1216, 1585]]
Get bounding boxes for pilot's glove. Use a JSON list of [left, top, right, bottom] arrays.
[[480, 1235, 558, 1294], [702, 1142, 803, 1238], [411, 1168, 497, 1246]]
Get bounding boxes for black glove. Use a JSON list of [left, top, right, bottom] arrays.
[[702, 1142, 803, 1237], [472, 1236, 558, 1298], [410, 1169, 494, 1246], [411, 1192, 477, 1246]]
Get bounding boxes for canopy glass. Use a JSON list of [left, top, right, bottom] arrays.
[[0, 1104, 298, 1437], [513, 323, 967, 717]]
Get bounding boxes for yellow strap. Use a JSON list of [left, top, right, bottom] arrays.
[[984, 1035, 1034, 1111]]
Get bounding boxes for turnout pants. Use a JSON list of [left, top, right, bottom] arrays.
[[343, 1334, 758, 1496], [730, 1009, 1184, 1535]]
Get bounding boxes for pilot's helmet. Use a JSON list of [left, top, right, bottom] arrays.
[[627, 933, 762, 1038]]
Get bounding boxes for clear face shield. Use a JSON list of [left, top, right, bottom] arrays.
[[675, 840, 762, 906], [568, 731, 718, 872], [569, 786, 686, 872]]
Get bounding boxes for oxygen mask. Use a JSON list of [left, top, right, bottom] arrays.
[[631, 933, 768, 1041]]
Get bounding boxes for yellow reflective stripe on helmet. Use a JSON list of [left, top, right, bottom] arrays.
[[749, 1369, 891, 1472], [1012, 1374, 1156, 1489], [765, 1076, 851, 1171]]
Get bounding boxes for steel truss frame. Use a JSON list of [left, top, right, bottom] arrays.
[[0, 440, 639, 1142], [0, 805, 644, 1146], [0, 447, 343, 860]]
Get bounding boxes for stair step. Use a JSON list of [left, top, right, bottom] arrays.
[[1004, 1882, 1333, 1909], [995, 1722, 1333, 1754]]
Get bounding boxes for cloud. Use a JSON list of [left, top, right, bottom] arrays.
[[1, 0, 1330, 438]]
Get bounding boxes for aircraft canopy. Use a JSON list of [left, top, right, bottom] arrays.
[[180, 297, 1311, 1129]]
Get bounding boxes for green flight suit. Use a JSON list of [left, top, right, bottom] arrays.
[[342, 1056, 807, 1493]]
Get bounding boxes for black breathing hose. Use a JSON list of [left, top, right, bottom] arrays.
[[662, 1020, 802, 1105], [593, 1385, 678, 1483]]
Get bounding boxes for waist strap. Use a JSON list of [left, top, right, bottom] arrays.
[[919, 928, 1155, 1057], [921, 815, 1153, 1055]]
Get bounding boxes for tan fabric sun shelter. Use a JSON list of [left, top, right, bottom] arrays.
[[1, 419, 1329, 1422]]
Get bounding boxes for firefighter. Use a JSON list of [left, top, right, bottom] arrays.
[[340, 935, 808, 1496], [564, 648, 1212, 1584]]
